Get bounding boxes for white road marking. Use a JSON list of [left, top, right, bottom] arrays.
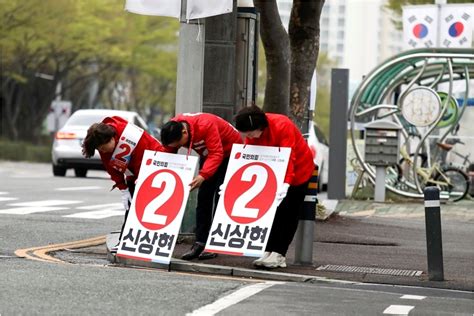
[[64, 203, 124, 219], [383, 305, 414, 315], [0, 206, 68, 215], [0, 197, 18, 202], [64, 209, 124, 219], [400, 294, 426, 300], [76, 203, 122, 210], [10, 200, 81, 207], [0, 192, 8, 195], [187, 281, 283, 316], [55, 186, 102, 191]]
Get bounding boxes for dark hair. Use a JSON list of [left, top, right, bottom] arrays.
[[82, 123, 115, 158], [234, 105, 268, 132], [160, 121, 184, 146]]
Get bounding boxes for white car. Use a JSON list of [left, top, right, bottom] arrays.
[[306, 121, 329, 191], [51, 109, 150, 177]]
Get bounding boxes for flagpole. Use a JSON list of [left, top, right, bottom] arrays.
[[436, 0, 447, 47]]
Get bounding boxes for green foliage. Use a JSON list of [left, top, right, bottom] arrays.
[[0, 139, 52, 163], [1, 0, 179, 142], [313, 53, 337, 138]]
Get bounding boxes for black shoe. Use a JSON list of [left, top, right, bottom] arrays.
[[198, 252, 217, 260], [181, 242, 204, 260]]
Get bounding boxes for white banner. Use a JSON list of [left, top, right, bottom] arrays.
[[439, 4, 474, 48], [204, 144, 291, 258], [186, 0, 232, 20], [403, 5, 439, 49], [117, 150, 198, 264], [125, 0, 232, 19], [124, 0, 181, 18]]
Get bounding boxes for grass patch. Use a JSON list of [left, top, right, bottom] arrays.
[[0, 139, 52, 163]]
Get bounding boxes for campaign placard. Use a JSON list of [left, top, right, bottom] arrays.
[[116, 150, 198, 264], [205, 144, 290, 257]]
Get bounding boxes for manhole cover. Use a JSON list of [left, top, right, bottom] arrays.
[[316, 264, 422, 277]]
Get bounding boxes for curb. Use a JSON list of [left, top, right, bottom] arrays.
[[108, 251, 357, 284]]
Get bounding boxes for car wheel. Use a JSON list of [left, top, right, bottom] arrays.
[[74, 168, 87, 178], [53, 165, 67, 177]]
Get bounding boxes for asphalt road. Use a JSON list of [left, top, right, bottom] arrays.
[[0, 161, 472, 315]]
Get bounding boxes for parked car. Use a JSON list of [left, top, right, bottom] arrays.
[[52, 109, 150, 177], [306, 121, 329, 191]]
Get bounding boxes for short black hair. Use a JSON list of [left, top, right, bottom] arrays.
[[161, 121, 184, 145], [234, 105, 268, 132]]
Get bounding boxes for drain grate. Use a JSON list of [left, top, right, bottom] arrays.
[[316, 264, 423, 277]]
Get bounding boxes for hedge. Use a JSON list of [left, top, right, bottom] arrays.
[[0, 140, 52, 163]]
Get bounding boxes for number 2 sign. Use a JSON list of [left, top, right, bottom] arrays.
[[117, 150, 198, 264], [205, 144, 290, 257]]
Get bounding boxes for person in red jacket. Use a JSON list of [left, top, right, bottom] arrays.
[[234, 105, 315, 269], [160, 113, 242, 260], [82, 116, 164, 242]]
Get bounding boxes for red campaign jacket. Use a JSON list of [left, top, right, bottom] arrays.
[[244, 113, 314, 186], [166, 113, 242, 180], [99, 116, 164, 190]]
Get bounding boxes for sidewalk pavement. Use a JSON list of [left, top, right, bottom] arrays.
[[106, 198, 474, 292]]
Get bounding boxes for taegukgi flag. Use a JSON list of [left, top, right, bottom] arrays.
[[439, 4, 474, 48], [403, 5, 439, 49]]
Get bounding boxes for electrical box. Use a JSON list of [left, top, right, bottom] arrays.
[[364, 120, 401, 166]]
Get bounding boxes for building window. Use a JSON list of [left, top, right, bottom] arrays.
[[338, 18, 345, 27], [337, 30, 344, 40], [339, 5, 345, 14], [320, 43, 328, 51], [337, 44, 344, 52]]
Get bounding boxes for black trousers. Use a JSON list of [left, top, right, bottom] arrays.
[[265, 178, 311, 256], [195, 157, 229, 244]]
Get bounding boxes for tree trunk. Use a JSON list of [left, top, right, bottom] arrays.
[[289, 0, 325, 131], [254, 0, 290, 114]]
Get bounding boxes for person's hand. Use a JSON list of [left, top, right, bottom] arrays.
[[276, 183, 290, 206], [120, 189, 132, 211], [218, 184, 226, 195], [189, 175, 205, 191]]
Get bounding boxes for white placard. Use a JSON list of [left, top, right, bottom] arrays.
[[117, 150, 198, 264], [403, 5, 439, 49], [204, 144, 291, 258]]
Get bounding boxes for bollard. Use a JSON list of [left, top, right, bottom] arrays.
[[294, 166, 318, 265], [424, 186, 444, 281]]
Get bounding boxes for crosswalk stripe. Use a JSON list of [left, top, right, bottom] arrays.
[[0, 197, 18, 202], [76, 203, 122, 210], [64, 209, 125, 219], [55, 186, 102, 191], [0, 206, 68, 215], [10, 200, 81, 207], [383, 305, 414, 315]]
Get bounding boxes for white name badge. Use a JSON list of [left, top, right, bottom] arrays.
[[110, 122, 144, 173], [116, 150, 198, 264], [205, 144, 290, 258]]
